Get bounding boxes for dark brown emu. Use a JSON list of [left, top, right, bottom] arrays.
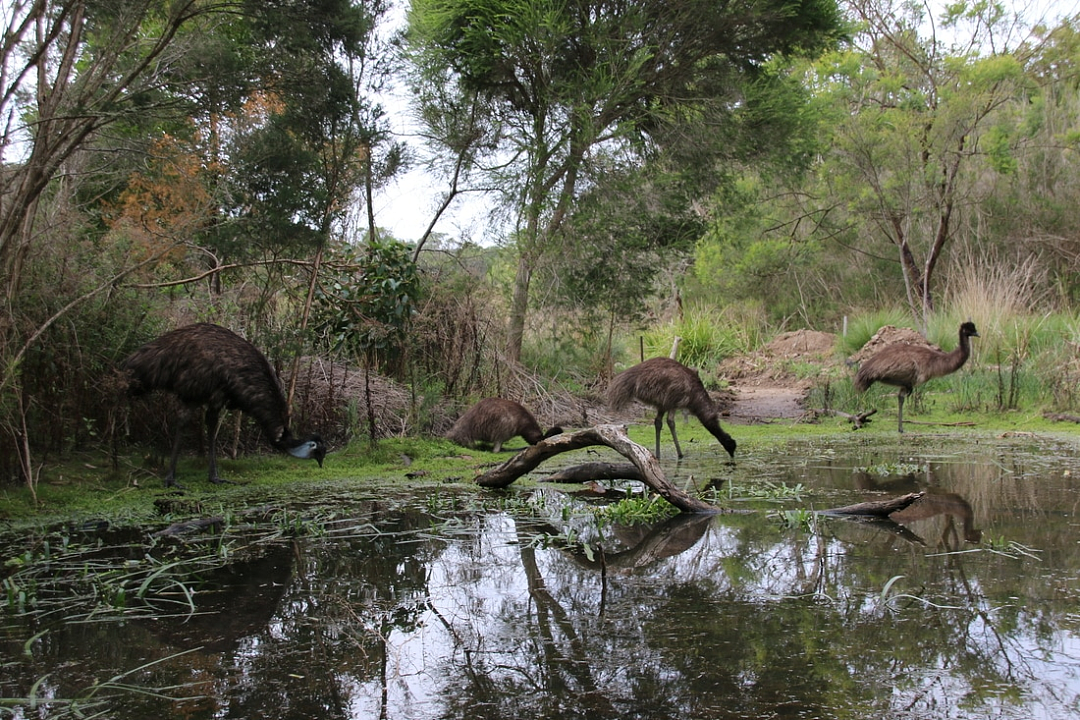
[[446, 398, 562, 452], [606, 357, 736, 460], [854, 321, 979, 433], [122, 323, 326, 487]]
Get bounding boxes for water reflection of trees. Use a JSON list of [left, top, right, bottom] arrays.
[[6, 443, 1079, 719], [168, 449, 1080, 718], [382, 492, 1080, 719]]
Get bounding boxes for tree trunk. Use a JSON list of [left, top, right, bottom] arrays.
[[506, 255, 532, 363]]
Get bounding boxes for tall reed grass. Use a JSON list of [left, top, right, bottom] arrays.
[[633, 303, 763, 372]]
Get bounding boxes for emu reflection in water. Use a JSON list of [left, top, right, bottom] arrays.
[[145, 543, 295, 653], [854, 469, 982, 549]]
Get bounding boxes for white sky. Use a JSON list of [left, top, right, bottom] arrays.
[[369, 0, 1078, 247]]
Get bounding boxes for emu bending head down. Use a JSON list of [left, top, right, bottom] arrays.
[[854, 321, 979, 433], [446, 397, 562, 453], [122, 323, 326, 487], [606, 357, 736, 460]]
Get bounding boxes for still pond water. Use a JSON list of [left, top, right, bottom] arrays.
[[2, 431, 1080, 719]]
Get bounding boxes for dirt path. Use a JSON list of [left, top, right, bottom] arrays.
[[729, 383, 807, 421], [720, 328, 840, 422]]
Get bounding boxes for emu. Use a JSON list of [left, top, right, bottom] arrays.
[[446, 398, 562, 452], [891, 491, 983, 547], [854, 321, 979, 433], [121, 323, 326, 487], [606, 357, 736, 460]]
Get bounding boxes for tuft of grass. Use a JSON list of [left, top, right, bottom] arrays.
[[944, 251, 1048, 335], [772, 507, 816, 532], [593, 493, 678, 525], [635, 303, 760, 371]]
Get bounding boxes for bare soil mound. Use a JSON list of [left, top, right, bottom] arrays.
[[848, 325, 935, 364], [766, 329, 838, 357]]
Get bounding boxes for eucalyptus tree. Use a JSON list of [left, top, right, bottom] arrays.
[[406, 0, 844, 361], [979, 15, 1080, 299], [222, 0, 402, 257], [0, 0, 219, 305], [809, 0, 1031, 325]]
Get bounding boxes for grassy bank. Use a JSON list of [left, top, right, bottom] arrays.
[[3, 399, 1078, 530]]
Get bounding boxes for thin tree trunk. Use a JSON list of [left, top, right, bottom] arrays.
[[506, 255, 531, 363]]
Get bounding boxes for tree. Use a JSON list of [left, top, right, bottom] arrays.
[[0, 0, 403, 486], [406, 0, 844, 361], [0, 0, 217, 305], [809, 0, 1028, 325]]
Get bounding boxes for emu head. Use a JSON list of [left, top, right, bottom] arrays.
[[960, 321, 979, 338], [287, 434, 327, 467]]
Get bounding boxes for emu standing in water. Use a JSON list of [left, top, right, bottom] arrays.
[[607, 357, 737, 460], [854, 321, 979, 433], [122, 323, 326, 487], [446, 398, 562, 452]]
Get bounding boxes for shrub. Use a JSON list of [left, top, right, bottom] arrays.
[[634, 304, 759, 372], [837, 308, 911, 356]]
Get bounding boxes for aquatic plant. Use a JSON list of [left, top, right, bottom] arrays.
[[773, 508, 816, 532], [593, 493, 678, 525], [724, 480, 806, 502], [1, 648, 205, 717]]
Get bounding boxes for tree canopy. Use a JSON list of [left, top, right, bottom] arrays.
[[406, 0, 846, 360]]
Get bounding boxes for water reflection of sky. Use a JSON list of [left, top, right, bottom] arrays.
[[327, 480, 1080, 720], [4, 435, 1080, 719]]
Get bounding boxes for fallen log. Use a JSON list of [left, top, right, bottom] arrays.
[[476, 424, 720, 514], [820, 492, 923, 518], [810, 408, 876, 428], [543, 462, 644, 484]]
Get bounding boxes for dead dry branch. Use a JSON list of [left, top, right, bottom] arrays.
[[475, 424, 720, 514]]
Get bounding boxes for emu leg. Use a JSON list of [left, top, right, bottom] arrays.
[[165, 421, 186, 488], [666, 411, 684, 459], [897, 389, 909, 433], [204, 406, 229, 484], [653, 412, 665, 459]]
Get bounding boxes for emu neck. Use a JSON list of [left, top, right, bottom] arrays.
[[948, 331, 973, 372], [925, 331, 972, 381]]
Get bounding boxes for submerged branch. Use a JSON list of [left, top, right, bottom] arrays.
[[820, 492, 923, 517]]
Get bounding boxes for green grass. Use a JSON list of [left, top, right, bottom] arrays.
[[2, 390, 1080, 529], [837, 308, 911, 356], [632, 303, 761, 371]]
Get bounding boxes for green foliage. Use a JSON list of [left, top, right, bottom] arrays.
[[837, 308, 912, 356], [773, 507, 816, 532], [593, 493, 678, 525], [984, 124, 1018, 175], [312, 239, 422, 369], [407, 0, 844, 359], [726, 481, 806, 502], [636, 305, 758, 373]]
